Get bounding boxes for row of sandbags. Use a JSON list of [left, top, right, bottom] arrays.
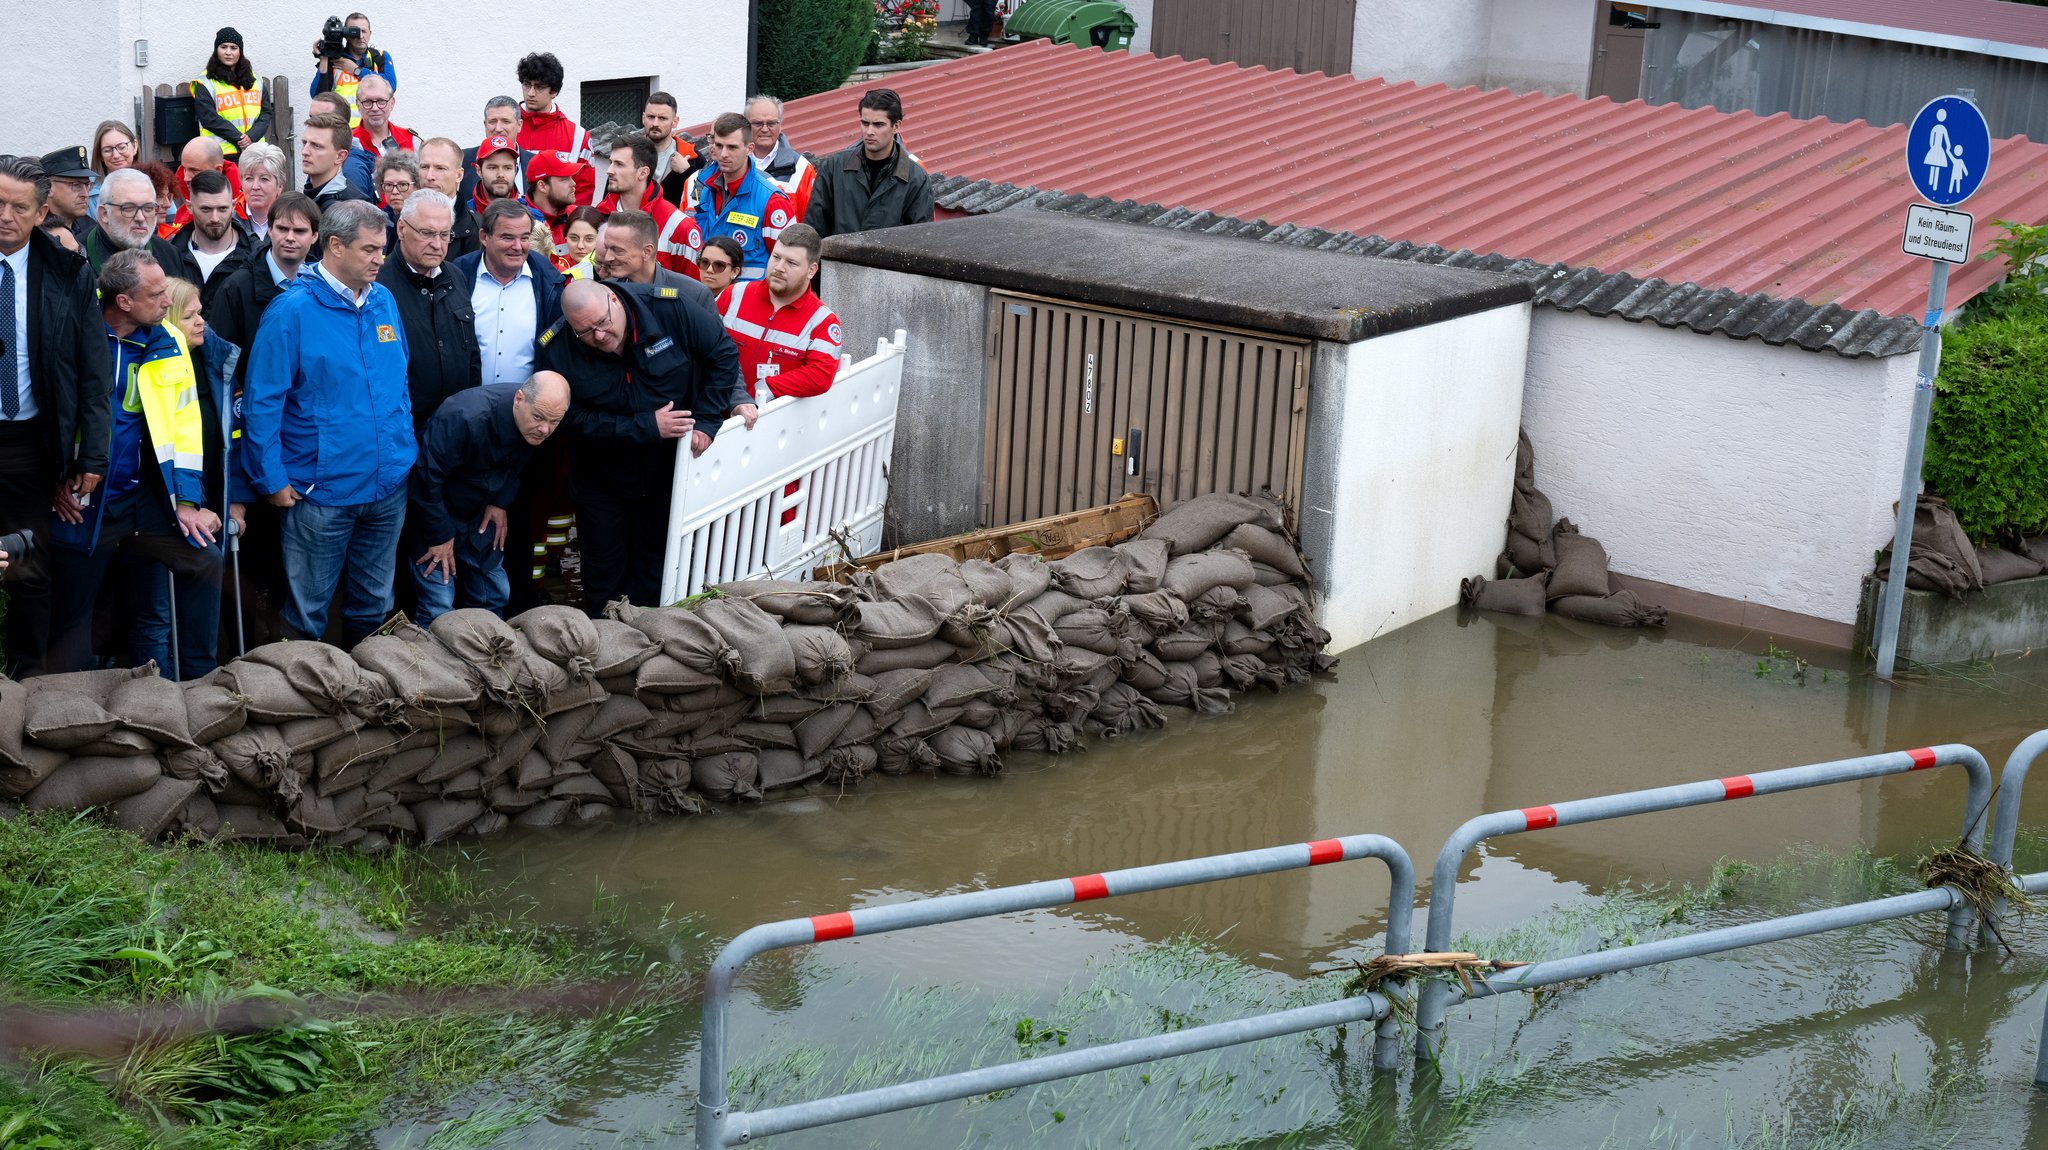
[[1873, 492, 2048, 598], [1459, 431, 1667, 628], [0, 492, 1334, 849]]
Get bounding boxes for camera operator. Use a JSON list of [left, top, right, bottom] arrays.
[[309, 11, 397, 128]]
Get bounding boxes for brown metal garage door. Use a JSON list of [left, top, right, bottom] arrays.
[[1151, 0, 1357, 77], [982, 290, 1308, 529]]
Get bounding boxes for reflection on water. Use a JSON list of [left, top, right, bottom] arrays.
[[386, 608, 2048, 1148]]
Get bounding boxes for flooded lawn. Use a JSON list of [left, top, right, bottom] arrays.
[[379, 608, 2048, 1148]]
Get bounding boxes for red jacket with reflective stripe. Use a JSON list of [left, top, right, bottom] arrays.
[[716, 280, 841, 399], [517, 105, 596, 205], [353, 122, 419, 158], [598, 182, 703, 279]]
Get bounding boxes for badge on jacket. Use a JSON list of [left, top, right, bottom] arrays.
[[377, 325, 398, 343], [728, 212, 759, 228]]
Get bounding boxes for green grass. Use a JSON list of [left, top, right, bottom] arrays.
[[0, 811, 704, 1148]]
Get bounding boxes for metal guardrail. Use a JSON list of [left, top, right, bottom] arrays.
[[695, 834, 1415, 1148], [1412, 744, 1994, 1059]]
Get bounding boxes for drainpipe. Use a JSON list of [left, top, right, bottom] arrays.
[[746, 0, 761, 99]]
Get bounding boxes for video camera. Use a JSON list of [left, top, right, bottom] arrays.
[[0, 527, 33, 575], [318, 16, 354, 61]]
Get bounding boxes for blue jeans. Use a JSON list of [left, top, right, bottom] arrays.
[[133, 541, 225, 680], [280, 486, 407, 647], [409, 521, 510, 627]]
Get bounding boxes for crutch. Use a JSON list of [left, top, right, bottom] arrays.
[[165, 566, 181, 682], [217, 348, 246, 658]]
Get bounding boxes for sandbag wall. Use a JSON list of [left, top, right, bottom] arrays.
[[1459, 431, 1667, 627], [0, 493, 1333, 849]]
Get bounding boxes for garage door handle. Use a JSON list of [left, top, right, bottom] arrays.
[[1126, 428, 1141, 477]]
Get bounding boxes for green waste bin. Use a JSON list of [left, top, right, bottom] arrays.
[[1005, 0, 1137, 51]]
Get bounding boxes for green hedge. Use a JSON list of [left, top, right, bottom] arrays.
[[758, 0, 875, 100], [1921, 222, 2048, 541]]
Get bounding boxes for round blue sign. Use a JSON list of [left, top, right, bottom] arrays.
[[1906, 96, 1991, 206]]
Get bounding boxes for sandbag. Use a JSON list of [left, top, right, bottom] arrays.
[[363, 801, 421, 835], [1142, 662, 1234, 716], [803, 672, 878, 703], [856, 638, 957, 676], [1140, 492, 1283, 555], [431, 609, 568, 704], [1547, 523, 1612, 599], [872, 555, 973, 615], [163, 746, 228, 791], [417, 734, 494, 784], [995, 553, 1053, 603], [1164, 549, 1256, 602], [1089, 681, 1167, 738], [1551, 591, 1668, 628], [930, 726, 1000, 777], [470, 811, 510, 837], [540, 703, 602, 766], [510, 605, 601, 679], [591, 618, 661, 679], [614, 602, 742, 680], [278, 713, 363, 756], [352, 627, 479, 708], [636, 653, 725, 694], [785, 625, 853, 684], [513, 799, 573, 827], [924, 664, 1001, 711], [1055, 608, 1124, 656], [876, 735, 937, 776], [1, 744, 66, 799], [213, 725, 290, 788], [820, 744, 877, 786], [959, 560, 1016, 609], [1505, 521, 1556, 575], [1113, 538, 1171, 594], [213, 804, 300, 843], [689, 598, 798, 695], [758, 747, 818, 790], [23, 756, 161, 811], [486, 781, 542, 813], [1251, 561, 1293, 587], [182, 681, 250, 745], [1460, 573, 1548, 617], [23, 690, 119, 750], [313, 724, 408, 780], [289, 785, 369, 835], [219, 661, 325, 723], [0, 678, 25, 770], [24, 665, 155, 704], [1241, 584, 1307, 632], [1001, 611, 1062, 664], [1976, 546, 2045, 586], [107, 675, 194, 748], [413, 797, 484, 844], [732, 721, 799, 750], [695, 751, 762, 802], [1218, 525, 1306, 581], [851, 597, 946, 650], [1014, 589, 1089, 629], [1048, 547, 1129, 599], [1121, 591, 1188, 634], [586, 745, 641, 806], [1152, 627, 1214, 662], [243, 641, 385, 715], [709, 579, 856, 625], [550, 773, 614, 802]]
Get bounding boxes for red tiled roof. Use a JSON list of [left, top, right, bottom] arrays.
[[1654, 0, 2048, 58], [773, 42, 2048, 317]]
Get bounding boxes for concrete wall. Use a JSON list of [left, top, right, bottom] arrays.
[[1522, 309, 1919, 628], [4, 1, 746, 162], [1351, 0, 1593, 95], [1300, 303, 1532, 654], [821, 262, 990, 546], [1125, 0, 1158, 55]]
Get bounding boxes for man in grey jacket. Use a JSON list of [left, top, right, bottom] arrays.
[[802, 89, 933, 240]]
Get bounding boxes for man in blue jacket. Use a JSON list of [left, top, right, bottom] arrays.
[[242, 199, 415, 646]]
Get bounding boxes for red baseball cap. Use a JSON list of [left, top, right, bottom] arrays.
[[526, 150, 580, 183], [474, 134, 517, 165]]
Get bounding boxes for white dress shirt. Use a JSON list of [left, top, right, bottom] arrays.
[[471, 259, 537, 386], [1, 242, 35, 420]]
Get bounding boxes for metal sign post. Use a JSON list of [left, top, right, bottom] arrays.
[[1872, 94, 1991, 679]]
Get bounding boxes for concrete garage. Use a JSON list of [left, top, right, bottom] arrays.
[[822, 210, 1534, 653]]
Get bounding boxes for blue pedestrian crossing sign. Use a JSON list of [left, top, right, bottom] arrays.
[[1907, 96, 1991, 207]]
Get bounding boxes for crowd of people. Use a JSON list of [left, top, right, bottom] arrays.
[[0, 17, 939, 682]]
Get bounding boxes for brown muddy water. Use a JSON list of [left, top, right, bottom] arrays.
[[376, 607, 2048, 1148]]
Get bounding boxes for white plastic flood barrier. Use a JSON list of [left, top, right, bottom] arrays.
[[657, 330, 907, 604]]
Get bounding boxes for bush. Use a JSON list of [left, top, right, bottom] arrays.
[[758, 0, 876, 100]]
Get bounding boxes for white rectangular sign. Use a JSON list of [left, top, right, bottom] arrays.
[[1902, 203, 1974, 264]]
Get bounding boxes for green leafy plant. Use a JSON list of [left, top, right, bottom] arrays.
[[1923, 309, 2048, 540], [757, 0, 876, 99]]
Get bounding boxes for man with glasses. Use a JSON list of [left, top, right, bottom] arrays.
[[310, 10, 397, 128], [541, 278, 749, 614], [350, 74, 417, 158], [80, 168, 181, 278], [378, 189, 478, 432], [803, 89, 933, 240], [416, 137, 478, 259], [37, 147, 94, 235], [745, 95, 817, 221], [687, 113, 794, 284]]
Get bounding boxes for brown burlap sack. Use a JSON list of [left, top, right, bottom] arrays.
[[695, 597, 798, 695], [855, 638, 956, 676], [1222, 620, 1271, 657], [757, 748, 817, 790], [24, 756, 161, 811], [0, 678, 25, 770], [352, 627, 479, 708], [1120, 591, 1188, 634], [289, 785, 370, 835], [539, 703, 602, 766], [214, 723, 290, 787], [876, 735, 937, 776], [1976, 546, 2045, 586], [959, 559, 1016, 610], [24, 665, 155, 704], [929, 726, 1000, 777], [732, 721, 798, 751], [1547, 523, 1613, 599], [468, 810, 509, 837], [213, 804, 302, 844], [995, 553, 1053, 604], [1014, 589, 1088, 630], [818, 744, 875, 787], [873, 555, 973, 616], [243, 641, 387, 715], [1152, 627, 1214, 662], [1140, 492, 1284, 556], [540, 675, 607, 717], [1551, 591, 1668, 628], [1505, 519, 1555, 574], [591, 619, 661, 679], [852, 597, 946, 649], [709, 579, 856, 625], [1164, 549, 1256, 602], [1250, 561, 1292, 587], [1010, 717, 1081, 754], [635, 653, 726, 695], [163, 746, 228, 791], [1053, 608, 1123, 656], [1049, 547, 1130, 599], [23, 690, 120, 750], [547, 772, 611, 804], [365, 745, 441, 793], [510, 606, 601, 680], [582, 745, 638, 806], [512, 799, 573, 827], [1218, 525, 1306, 581], [278, 714, 363, 757], [615, 602, 742, 680], [312, 724, 409, 781], [1113, 538, 1171, 594], [1, 745, 66, 799], [695, 751, 761, 802], [1460, 573, 1549, 617], [413, 798, 484, 844], [219, 661, 325, 723], [793, 704, 857, 759], [182, 681, 250, 745]]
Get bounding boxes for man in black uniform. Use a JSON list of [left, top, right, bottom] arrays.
[[541, 278, 751, 614]]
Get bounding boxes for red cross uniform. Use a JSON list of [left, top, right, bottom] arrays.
[[716, 280, 843, 400]]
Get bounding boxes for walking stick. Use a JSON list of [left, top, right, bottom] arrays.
[[165, 566, 180, 682]]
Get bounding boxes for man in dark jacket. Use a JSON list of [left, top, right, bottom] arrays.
[[377, 189, 479, 432], [802, 89, 934, 240], [78, 168, 182, 281], [416, 137, 478, 260], [301, 112, 374, 212], [168, 170, 255, 310], [408, 371, 569, 625], [542, 279, 749, 613], [0, 155, 112, 674]]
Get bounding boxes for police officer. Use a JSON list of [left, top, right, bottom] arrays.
[[541, 278, 751, 614]]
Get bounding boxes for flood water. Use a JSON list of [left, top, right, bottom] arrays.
[[379, 608, 2048, 1148]]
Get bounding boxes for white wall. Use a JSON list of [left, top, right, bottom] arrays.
[[2, 0, 747, 162], [1351, 0, 1593, 95], [1303, 303, 1533, 654], [1521, 309, 1918, 627], [1125, 0, 1157, 55]]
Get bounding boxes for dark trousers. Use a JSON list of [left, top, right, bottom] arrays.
[[572, 471, 669, 616], [965, 0, 996, 41], [0, 420, 53, 676], [49, 489, 225, 675]]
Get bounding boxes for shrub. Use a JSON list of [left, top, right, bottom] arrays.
[[758, 0, 876, 100], [1923, 311, 2048, 540]]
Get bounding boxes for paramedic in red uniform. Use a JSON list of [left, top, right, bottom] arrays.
[[716, 223, 840, 401], [514, 52, 595, 206]]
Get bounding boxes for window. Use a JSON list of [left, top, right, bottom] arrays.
[[580, 77, 653, 132]]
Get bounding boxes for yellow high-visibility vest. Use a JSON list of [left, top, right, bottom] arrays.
[[333, 70, 362, 128], [192, 77, 262, 153]]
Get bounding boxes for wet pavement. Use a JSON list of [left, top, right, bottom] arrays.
[[378, 608, 2048, 1148]]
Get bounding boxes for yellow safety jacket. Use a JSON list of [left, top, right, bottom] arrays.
[[193, 76, 262, 154]]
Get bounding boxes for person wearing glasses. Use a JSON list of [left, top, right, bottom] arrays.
[[79, 168, 181, 279], [351, 74, 418, 158], [310, 11, 397, 128], [377, 189, 479, 433], [541, 278, 749, 614], [695, 236, 744, 296], [87, 120, 141, 221], [745, 95, 817, 221]]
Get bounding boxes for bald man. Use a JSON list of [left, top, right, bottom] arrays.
[[408, 371, 572, 624]]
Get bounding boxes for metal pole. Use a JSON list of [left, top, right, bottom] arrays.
[[1983, 728, 2048, 941], [1872, 260, 1951, 677], [165, 568, 180, 682]]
